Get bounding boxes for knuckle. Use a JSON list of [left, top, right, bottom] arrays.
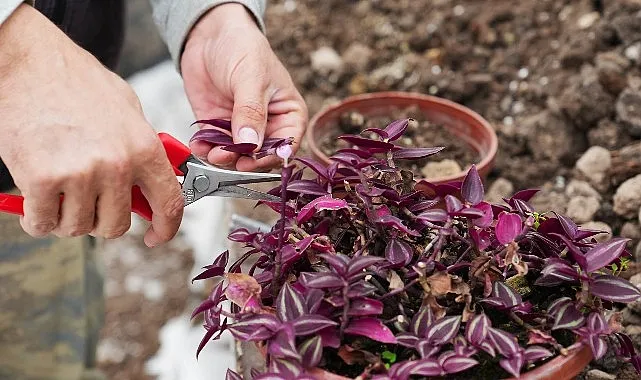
[[162, 193, 185, 220], [28, 220, 56, 235], [102, 223, 130, 239], [239, 101, 267, 122]]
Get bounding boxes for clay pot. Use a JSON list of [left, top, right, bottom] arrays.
[[248, 342, 592, 380], [304, 91, 498, 184]]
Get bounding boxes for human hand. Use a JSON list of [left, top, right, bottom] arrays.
[[181, 3, 308, 172], [0, 5, 184, 246]]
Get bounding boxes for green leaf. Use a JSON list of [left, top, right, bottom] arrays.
[[382, 350, 397, 364]]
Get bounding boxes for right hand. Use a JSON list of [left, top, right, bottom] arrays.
[[0, 5, 184, 247]]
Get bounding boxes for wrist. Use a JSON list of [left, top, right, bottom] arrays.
[[186, 3, 259, 45]]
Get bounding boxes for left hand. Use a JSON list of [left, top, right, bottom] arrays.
[[181, 3, 308, 172]]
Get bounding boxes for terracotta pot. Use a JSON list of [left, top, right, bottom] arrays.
[[249, 342, 592, 380], [304, 91, 499, 184]]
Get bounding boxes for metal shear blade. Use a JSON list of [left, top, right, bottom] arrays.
[[182, 161, 281, 205]]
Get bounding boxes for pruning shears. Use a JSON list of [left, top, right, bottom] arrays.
[[0, 133, 281, 221]]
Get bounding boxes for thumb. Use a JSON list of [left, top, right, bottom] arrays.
[[231, 81, 270, 149]]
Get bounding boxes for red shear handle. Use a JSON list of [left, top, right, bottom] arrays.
[[159, 132, 192, 176], [0, 188, 153, 222]]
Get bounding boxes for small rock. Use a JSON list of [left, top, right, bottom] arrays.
[[524, 112, 580, 163], [625, 325, 641, 336], [486, 178, 514, 203], [565, 180, 601, 200], [368, 58, 407, 88], [530, 188, 569, 215], [580, 221, 612, 242], [577, 12, 600, 29], [143, 279, 165, 301], [636, 241, 641, 262], [626, 273, 641, 314], [421, 159, 462, 179], [586, 369, 616, 380], [559, 36, 594, 69], [630, 273, 641, 287], [612, 14, 641, 46], [625, 42, 641, 64], [97, 338, 126, 364], [596, 51, 630, 95], [639, 206, 641, 224], [559, 79, 615, 129], [310, 46, 344, 75], [342, 43, 372, 72], [566, 196, 600, 224], [623, 307, 641, 325], [588, 118, 629, 150], [348, 74, 368, 95], [616, 88, 641, 138], [613, 174, 641, 217], [575, 146, 612, 184], [621, 222, 641, 240]]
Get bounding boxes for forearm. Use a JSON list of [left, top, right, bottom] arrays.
[[147, 0, 267, 72]]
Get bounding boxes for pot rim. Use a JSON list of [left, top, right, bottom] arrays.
[[304, 91, 499, 184]]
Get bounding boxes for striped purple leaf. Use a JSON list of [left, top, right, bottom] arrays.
[[385, 239, 413, 267], [347, 297, 384, 316], [552, 303, 585, 330], [411, 305, 435, 337], [384, 119, 410, 141], [275, 282, 306, 322], [344, 318, 397, 343], [393, 147, 444, 160], [465, 313, 491, 346], [299, 336, 323, 368], [292, 315, 338, 336], [524, 346, 553, 362], [488, 328, 520, 357], [441, 356, 479, 374], [299, 272, 345, 289], [499, 353, 524, 378], [425, 316, 461, 345], [590, 274, 641, 303], [584, 238, 630, 273]]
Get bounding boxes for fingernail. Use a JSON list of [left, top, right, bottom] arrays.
[[144, 228, 160, 248], [238, 127, 259, 145]]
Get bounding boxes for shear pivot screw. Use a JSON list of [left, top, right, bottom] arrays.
[[193, 175, 210, 192]]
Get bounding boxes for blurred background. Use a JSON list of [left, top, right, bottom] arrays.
[[99, 0, 641, 379]]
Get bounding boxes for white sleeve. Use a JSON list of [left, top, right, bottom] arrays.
[[0, 0, 33, 26]]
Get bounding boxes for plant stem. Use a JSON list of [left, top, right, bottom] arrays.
[[271, 164, 293, 298], [379, 278, 419, 300], [340, 284, 351, 337], [509, 310, 534, 330]]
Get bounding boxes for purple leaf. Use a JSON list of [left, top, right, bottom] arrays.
[[228, 315, 280, 340], [396, 333, 420, 348], [473, 202, 494, 228], [346, 256, 385, 277], [408, 359, 442, 376], [299, 272, 345, 289], [461, 165, 484, 205], [192, 118, 232, 131], [331, 151, 363, 167], [442, 356, 479, 374], [488, 328, 520, 357], [287, 180, 328, 196], [417, 341, 441, 358], [318, 327, 341, 348], [362, 127, 389, 140], [499, 354, 524, 378], [344, 318, 397, 343], [587, 312, 608, 333], [425, 316, 461, 345], [496, 212, 523, 245], [445, 195, 464, 213], [411, 305, 435, 337], [384, 119, 411, 141], [393, 147, 444, 160], [304, 289, 324, 313], [375, 214, 420, 236], [297, 195, 349, 223], [535, 261, 579, 286], [479, 341, 496, 357], [299, 336, 323, 368], [191, 266, 225, 283], [550, 233, 588, 271], [347, 281, 378, 297], [226, 369, 243, 380], [221, 142, 258, 153], [552, 303, 585, 330], [589, 335, 608, 360], [276, 282, 306, 322], [348, 298, 384, 316], [228, 229, 255, 243], [554, 212, 579, 240], [585, 238, 630, 273], [547, 297, 573, 316], [269, 358, 302, 378], [524, 346, 553, 362], [385, 239, 413, 267], [509, 189, 539, 203], [339, 135, 396, 150], [197, 325, 218, 358], [268, 325, 301, 360], [292, 315, 339, 335], [417, 209, 449, 224], [470, 229, 491, 251], [590, 275, 641, 303], [319, 253, 349, 275], [190, 128, 234, 145], [465, 313, 491, 346], [408, 199, 440, 213], [494, 281, 523, 307], [294, 157, 329, 179], [512, 198, 534, 215], [450, 207, 486, 219]]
